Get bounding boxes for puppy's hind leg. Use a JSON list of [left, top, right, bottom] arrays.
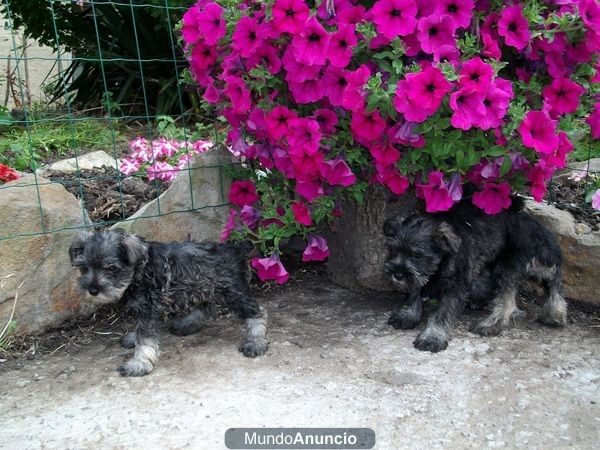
[[389, 292, 423, 330], [532, 262, 567, 327], [169, 309, 207, 336]]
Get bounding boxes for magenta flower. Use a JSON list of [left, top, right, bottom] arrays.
[[319, 158, 357, 187], [119, 157, 141, 176], [449, 88, 486, 130], [370, 142, 401, 166], [189, 41, 217, 75], [272, 147, 296, 179], [497, 5, 530, 51], [147, 161, 177, 183], [459, 57, 494, 92], [341, 65, 371, 111], [322, 66, 349, 107], [220, 209, 238, 242], [295, 178, 325, 202], [291, 201, 313, 226], [416, 171, 458, 212], [592, 189, 600, 211], [545, 131, 573, 169], [580, 0, 600, 33], [351, 109, 387, 142], [240, 205, 260, 229], [288, 118, 322, 154], [328, 24, 358, 68], [224, 77, 251, 114], [378, 167, 410, 195], [282, 47, 322, 83], [394, 66, 452, 122], [371, 0, 418, 39], [292, 17, 331, 66], [289, 150, 324, 177], [232, 16, 265, 58], [527, 163, 554, 202], [196, 3, 225, 45], [247, 44, 282, 75], [387, 120, 425, 147], [435, 0, 475, 29], [472, 182, 512, 215], [543, 77, 585, 117], [182, 5, 202, 45], [302, 234, 330, 262], [229, 180, 260, 207], [519, 111, 559, 155], [251, 253, 289, 284], [417, 14, 457, 56], [313, 108, 338, 135], [271, 0, 310, 34], [266, 106, 298, 141], [587, 103, 600, 138], [288, 78, 325, 104], [479, 78, 513, 130]]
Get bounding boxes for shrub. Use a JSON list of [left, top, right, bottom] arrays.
[[181, 0, 599, 282]]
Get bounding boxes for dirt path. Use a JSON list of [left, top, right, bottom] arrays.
[[1, 279, 599, 449]]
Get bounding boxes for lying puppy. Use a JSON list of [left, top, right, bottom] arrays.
[[69, 229, 268, 376], [383, 198, 566, 352]]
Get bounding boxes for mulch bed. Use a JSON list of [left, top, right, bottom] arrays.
[[546, 179, 600, 231], [46, 167, 167, 225]]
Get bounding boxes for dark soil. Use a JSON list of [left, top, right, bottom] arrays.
[[46, 167, 167, 226], [547, 179, 600, 231]]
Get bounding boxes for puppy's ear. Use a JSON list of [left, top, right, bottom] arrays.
[[69, 230, 93, 264], [383, 216, 405, 238], [435, 222, 461, 254], [120, 232, 148, 266]]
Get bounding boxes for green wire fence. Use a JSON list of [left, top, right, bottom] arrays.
[[0, 0, 231, 242]]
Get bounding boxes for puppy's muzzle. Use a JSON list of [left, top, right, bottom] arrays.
[[385, 262, 409, 291], [88, 286, 100, 296]]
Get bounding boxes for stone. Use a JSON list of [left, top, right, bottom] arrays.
[[554, 158, 600, 185], [113, 150, 231, 242], [526, 200, 600, 304], [0, 175, 93, 334], [36, 150, 120, 176], [327, 186, 417, 292]]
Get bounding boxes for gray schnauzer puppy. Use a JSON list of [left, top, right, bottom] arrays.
[[69, 229, 268, 376], [383, 198, 566, 353]]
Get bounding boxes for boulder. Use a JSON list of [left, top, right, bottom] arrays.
[[554, 157, 600, 185], [327, 186, 417, 292], [36, 150, 120, 176], [0, 175, 93, 334], [526, 201, 600, 304], [113, 150, 231, 242]]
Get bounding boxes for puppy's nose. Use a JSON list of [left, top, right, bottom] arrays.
[[88, 286, 99, 296]]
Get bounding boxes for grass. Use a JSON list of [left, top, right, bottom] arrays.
[[0, 111, 121, 171], [570, 138, 600, 163]]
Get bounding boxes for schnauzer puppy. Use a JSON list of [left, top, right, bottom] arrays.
[[69, 229, 268, 376], [383, 198, 566, 352]]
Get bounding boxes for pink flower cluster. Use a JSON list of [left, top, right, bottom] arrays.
[[119, 137, 213, 182], [182, 0, 600, 282]]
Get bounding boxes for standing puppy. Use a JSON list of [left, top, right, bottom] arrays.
[[383, 198, 566, 352], [69, 229, 268, 376]]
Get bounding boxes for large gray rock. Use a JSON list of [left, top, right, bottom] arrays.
[[36, 150, 120, 176], [327, 186, 417, 292], [0, 175, 93, 334], [554, 157, 600, 185], [526, 201, 600, 304], [113, 151, 231, 242]]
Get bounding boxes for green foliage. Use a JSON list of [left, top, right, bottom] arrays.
[[0, 320, 17, 351], [1, 0, 193, 115]]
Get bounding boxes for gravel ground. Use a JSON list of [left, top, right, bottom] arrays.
[[1, 277, 600, 450]]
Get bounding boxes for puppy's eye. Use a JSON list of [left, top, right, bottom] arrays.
[[104, 265, 117, 272]]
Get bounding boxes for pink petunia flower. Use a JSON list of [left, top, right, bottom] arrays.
[[387, 120, 426, 147], [189, 41, 217, 76], [393, 65, 452, 122], [545, 131, 573, 169], [435, 0, 475, 29], [271, 0, 310, 34], [288, 118, 322, 154], [341, 64, 371, 111], [288, 78, 325, 104], [497, 5, 530, 50], [580, 0, 600, 33], [416, 171, 458, 212], [291, 17, 331, 66], [251, 253, 289, 284], [119, 157, 141, 176], [592, 189, 600, 211], [527, 162, 554, 202], [479, 78, 513, 130], [472, 182, 512, 215], [147, 161, 177, 183], [459, 57, 494, 92], [295, 178, 325, 202], [370, 142, 401, 166], [449, 88, 486, 130], [272, 147, 296, 179], [265, 106, 299, 141], [312, 108, 338, 135], [229, 180, 260, 206], [196, 3, 225, 46], [543, 77, 585, 117], [240, 205, 261, 229], [377, 166, 409, 195], [587, 103, 600, 138], [519, 111, 559, 155], [322, 66, 350, 107], [291, 201, 313, 226], [417, 14, 457, 56], [319, 158, 357, 187], [302, 234, 330, 262], [220, 209, 238, 242], [282, 47, 322, 83], [247, 44, 282, 75], [328, 24, 358, 68], [181, 5, 202, 45], [224, 76, 251, 114], [232, 16, 265, 58], [351, 109, 387, 142], [371, 0, 418, 40]]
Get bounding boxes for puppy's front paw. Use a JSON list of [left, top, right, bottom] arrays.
[[118, 359, 153, 377], [469, 321, 502, 337], [413, 333, 448, 353], [537, 313, 566, 328], [121, 331, 137, 349], [239, 338, 269, 358], [388, 309, 421, 330]]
